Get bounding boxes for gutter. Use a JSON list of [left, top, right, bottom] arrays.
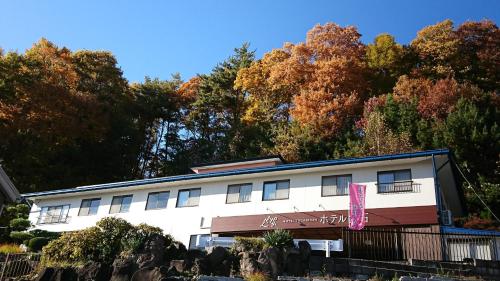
[[22, 149, 450, 199]]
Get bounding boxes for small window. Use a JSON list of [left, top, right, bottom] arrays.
[[37, 205, 70, 224], [226, 183, 252, 203], [146, 191, 170, 210], [176, 188, 201, 207], [78, 198, 101, 216], [322, 175, 352, 196], [109, 195, 133, 214], [263, 180, 289, 201], [377, 169, 412, 193]]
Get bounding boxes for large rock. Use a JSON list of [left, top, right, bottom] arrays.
[[283, 247, 303, 276], [258, 247, 283, 279], [34, 267, 78, 281], [136, 234, 166, 269], [239, 252, 259, 278], [298, 240, 311, 274], [170, 259, 186, 272], [75, 262, 112, 281], [130, 265, 167, 281], [110, 256, 136, 281], [165, 241, 187, 262]]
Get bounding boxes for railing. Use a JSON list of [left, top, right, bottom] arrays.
[[36, 214, 70, 225], [0, 253, 41, 280], [341, 228, 500, 261], [377, 181, 420, 193]]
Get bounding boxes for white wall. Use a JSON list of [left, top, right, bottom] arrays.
[[28, 159, 437, 246]]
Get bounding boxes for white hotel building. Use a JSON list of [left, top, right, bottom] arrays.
[[24, 149, 465, 250]]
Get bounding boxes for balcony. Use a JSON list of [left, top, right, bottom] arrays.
[[36, 214, 70, 225], [377, 180, 420, 194]]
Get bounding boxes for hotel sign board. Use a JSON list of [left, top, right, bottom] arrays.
[[211, 205, 438, 233]]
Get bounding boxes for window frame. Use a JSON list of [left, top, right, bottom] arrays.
[[321, 174, 352, 197], [262, 180, 290, 201], [78, 198, 101, 216], [37, 204, 71, 225], [225, 183, 253, 204], [176, 188, 202, 208], [145, 191, 170, 210], [109, 194, 133, 214], [377, 169, 413, 193]]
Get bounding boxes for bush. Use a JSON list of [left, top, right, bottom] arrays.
[[245, 271, 269, 281], [122, 223, 163, 253], [9, 231, 34, 243], [41, 217, 170, 265], [0, 244, 23, 254], [262, 229, 294, 249], [29, 229, 60, 239], [28, 237, 51, 252], [232, 237, 266, 253], [9, 218, 31, 231]]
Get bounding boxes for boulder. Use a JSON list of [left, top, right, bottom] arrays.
[[283, 247, 303, 276], [75, 262, 112, 281], [165, 241, 187, 262], [136, 234, 166, 269], [170, 260, 186, 272], [298, 240, 311, 273], [239, 252, 259, 278], [110, 256, 136, 281], [130, 265, 170, 281], [258, 247, 283, 279], [34, 267, 78, 281]]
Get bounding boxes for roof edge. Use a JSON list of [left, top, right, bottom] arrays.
[[22, 149, 450, 199]]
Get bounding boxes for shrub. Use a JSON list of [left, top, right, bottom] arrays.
[[9, 218, 31, 231], [9, 231, 34, 243], [28, 237, 51, 252], [29, 229, 60, 239], [122, 223, 163, 253], [232, 237, 266, 253], [262, 229, 294, 249], [245, 271, 269, 281], [0, 244, 23, 254]]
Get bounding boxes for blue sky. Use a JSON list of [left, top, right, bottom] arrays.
[[1, 0, 499, 83]]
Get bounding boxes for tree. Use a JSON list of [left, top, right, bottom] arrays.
[[0, 204, 31, 243], [366, 33, 404, 95], [411, 19, 459, 78]]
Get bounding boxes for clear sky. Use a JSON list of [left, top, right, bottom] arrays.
[[1, 0, 499, 83]]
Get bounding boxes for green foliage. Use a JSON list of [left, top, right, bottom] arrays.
[[28, 237, 50, 252], [9, 218, 31, 231], [232, 237, 266, 253], [9, 231, 34, 243], [41, 217, 176, 265], [28, 229, 60, 240], [122, 223, 163, 253], [262, 229, 294, 249]]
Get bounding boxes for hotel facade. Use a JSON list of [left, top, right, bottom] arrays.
[[23, 149, 465, 249]]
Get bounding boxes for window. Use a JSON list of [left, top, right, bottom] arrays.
[[78, 198, 100, 216], [146, 191, 170, 210], [189, 234, 211, 249], [322, 175, 352, 196], [226, 183, 252, 203], [109, 195, 133, 213], [176, 188, 201, 207], [37, 205, 70, 224], [263, 180, 289, 201], [377, 169, 413, 193]]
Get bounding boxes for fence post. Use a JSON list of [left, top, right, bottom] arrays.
[[0, 253, 9, 281]]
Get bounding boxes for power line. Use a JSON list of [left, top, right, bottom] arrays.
[[453, 161, 500, 223]]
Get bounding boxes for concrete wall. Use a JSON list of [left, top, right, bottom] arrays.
[[29, 159, 438, 246]]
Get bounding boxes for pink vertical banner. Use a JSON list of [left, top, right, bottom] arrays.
[[349, 183, 366, 230]]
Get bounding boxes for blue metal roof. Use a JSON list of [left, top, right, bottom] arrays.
[[22, 149, 450, 198], [441, 226, 500, 236]]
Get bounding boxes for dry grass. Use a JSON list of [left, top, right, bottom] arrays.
[[0, 243, 23, 254]]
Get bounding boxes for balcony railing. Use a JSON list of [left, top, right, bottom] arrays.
[[36, 214, 70, 225], [377, 180, 420, 193]]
